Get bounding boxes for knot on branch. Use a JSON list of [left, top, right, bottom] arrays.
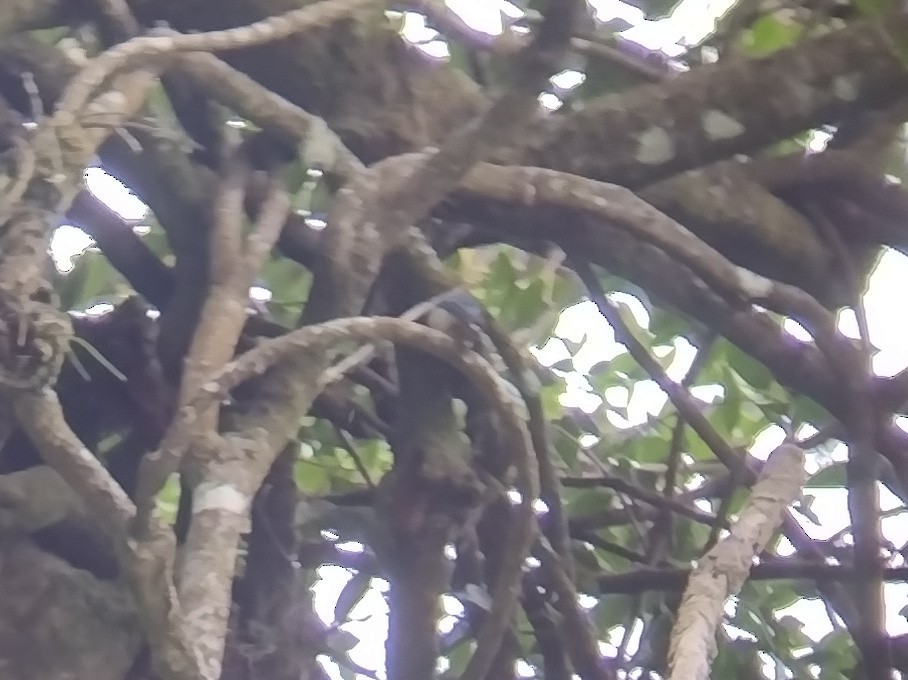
[[0, 294, 71, 390]]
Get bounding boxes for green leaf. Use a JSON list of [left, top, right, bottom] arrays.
[[805, 462, 846, 488], [853, 0, 901, 16], [552, 427, 581, 468], [567, 489, 609, 518], [812, 629, 857, 673], [155, 474, 181, 523], [593, 595, 633, 632], [325, 628, 360, 654], [790, 394, 829, 427], [261, 257, 312, 326], [445, 638, 474, 676], [549, 358, 575, 372], [352, 439, 393, 479], [138, 222, 173, 260], [539, 382, 565, 420], [735, 400, 773, 442], [716, 369, 744, 435], [487, 251, 519, 296], [57, 250, 126, 310], [761, 583, 803, 612], [722, 341, 774, 391], [549, 271, 587, 311], [31, 27, 72, 45], [649, 309, 690, 345], [333, 572, 372, 625], [653, 346, 676, 371], [614, 433, 673, 464], [296, 459, 330, 495], [685, 429, 718, 462], [603, 351, 641, 380], [714, 639, 764, 680], [741, 14, 803, 57], [446, 41, 474, 76], [573, 543, 602, 573], [502, 278, 548, 330], [560, 333, 587, 355]]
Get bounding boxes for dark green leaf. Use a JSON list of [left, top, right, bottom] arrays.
[[722, 341, 774, 391], [539, 382, 565, 420], [549, 358, 575, 373], [333, 572, 372, 625], [805, 462, 846, 488]]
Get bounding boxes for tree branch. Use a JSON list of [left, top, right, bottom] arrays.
[[667, 444, 806, 680]]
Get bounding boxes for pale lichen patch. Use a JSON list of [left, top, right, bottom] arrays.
[[634, 127, 675, 165], [702, 109, 746, 140], [193, 482, 249, 515], [736, 268, 774, 299], [832, 74, 860, 101]]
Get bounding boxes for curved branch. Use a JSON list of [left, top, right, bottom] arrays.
[[529, 12, 908, 187], [57, 0, 380, 116], [203, 315, 539, 680]]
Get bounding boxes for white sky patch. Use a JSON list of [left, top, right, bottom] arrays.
[[590, 0, 645, 25], [667, 0, 737, 44], [398, 12, 432, 43], [414, 0, 738, 63], [336, 541, 364, 553], [808, 129, 832, 152], [783, 317, 812, 342], [438, 601, 462, 634], [85, 302, 114, 315], [778, 250, 908, 378], [307, 215, 328, 230], [446, 0, 504, 34], [551, 69, 586, 90], [53, 168, 149, 272], [84, 167, 147, 221], [249, 286, 272, 302], [750, 425, 786, 460], [690, 383, 724, 403], [50, 225, 94, 272], [313, 567, 389, 675], [539, 91, 563, 111], [499, 1, 523, 19], [516, 659, 535, 677], [543, 295, 701, 422], [861, 249, 908, 376]]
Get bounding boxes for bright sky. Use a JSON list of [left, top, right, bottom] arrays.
[[50, 0, 908, 676]]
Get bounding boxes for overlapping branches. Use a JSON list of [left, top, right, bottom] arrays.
[[1, 1, 907, 680], [0, 1, 581, 678]]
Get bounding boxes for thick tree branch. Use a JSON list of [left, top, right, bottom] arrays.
[[67, 189, 174, 308], [0, 0, 70, 33], [58, 0, 380, 117], [527, 12, 908, 187], [598, 561, 908, 594], [667, 444, 806, 680]]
